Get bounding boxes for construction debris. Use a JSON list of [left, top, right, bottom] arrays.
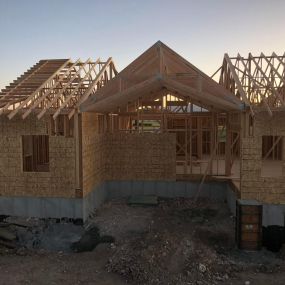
[[101, 198, 284, 284]]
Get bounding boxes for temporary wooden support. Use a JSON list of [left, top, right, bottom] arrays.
[[194, 124, 226, 202], [263, 136, 282, 160]]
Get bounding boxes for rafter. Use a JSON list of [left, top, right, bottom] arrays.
[[217, 52, 285, 115], [250, 53, 285, 107], [68, 57, 116, 119], [21, 59, 82, 119], [37, 58, 93, 119], [7, 60, 71, 120], [224, 54, 253, 115], [52, 59, 101, 119]]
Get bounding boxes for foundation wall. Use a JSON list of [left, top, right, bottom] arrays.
[[241, 112, 285, 204], [0, 180, 235, 220], [0, 115, 76, 198]]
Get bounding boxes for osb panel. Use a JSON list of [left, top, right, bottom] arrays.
[[81, 112, 176, 197], [0, 115, 76, 198], [241, 112, 285, 204], [82, 113, 105, 196], [104, 132, 176, 182], [254, 112, 285, 136]]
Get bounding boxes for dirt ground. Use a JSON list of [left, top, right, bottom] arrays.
[[0, 197, 285, 285]]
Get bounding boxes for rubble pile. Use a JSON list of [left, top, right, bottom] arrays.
[[104, 198, 284, 285], [106, 231, 240, 284], [0, 216, 84, 253]]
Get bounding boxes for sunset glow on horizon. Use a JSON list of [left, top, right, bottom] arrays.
[[0, 0, 284, 89]]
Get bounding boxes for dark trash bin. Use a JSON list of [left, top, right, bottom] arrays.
[[263, 225, 284, 252]]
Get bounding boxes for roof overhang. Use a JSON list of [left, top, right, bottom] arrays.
[[80, 73, 243, 113], [80, 41, 244, 114]]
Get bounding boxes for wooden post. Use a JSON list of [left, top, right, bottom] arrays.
[[189, 115, 192, 174], [74, 112, 83, 197], [197, 117, 202, 160], [225, 113, 232, 176], [64, 115, 69, 137], [184, 116, 188, 174], [209, 113, 216, 175]]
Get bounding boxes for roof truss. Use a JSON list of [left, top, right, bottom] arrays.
[[81, 41, 242, 114], [216, 52, 285, 116], [0, 57, 117, 120]]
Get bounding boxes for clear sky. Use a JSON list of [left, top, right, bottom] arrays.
[[0, 0, 284, 89]]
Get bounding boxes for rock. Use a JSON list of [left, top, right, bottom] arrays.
[[223, 273, 229, 279], [0, 240, 17, 249], [16, 247, 27, 256], [198, 263, 207, 273], [185, 240, 191, 247], [0, 228, 16, 241], [245, 281, 250, 285], [71, 226, 115, 252], [73, 218, 84, 226]]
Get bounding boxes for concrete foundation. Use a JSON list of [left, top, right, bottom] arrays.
[[0, 180, 237, 221], [1, 180, 284, 226], [0, 196, 82, 219]]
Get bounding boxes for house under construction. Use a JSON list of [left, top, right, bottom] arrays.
[[0, 41, 284, 227]]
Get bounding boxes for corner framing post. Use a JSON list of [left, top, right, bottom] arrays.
[[225, 112, 232, 176], [74, 111, 83, 197], [209, 112, 217, 175]]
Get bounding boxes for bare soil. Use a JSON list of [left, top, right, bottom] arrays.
[[1, 197, 285, 285]]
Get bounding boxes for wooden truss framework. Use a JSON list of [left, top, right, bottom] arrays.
[[94, 96, 241, 178], [216, 53, 285, 116], [0, 58, 117, 120], [81, 41, 242, 178]]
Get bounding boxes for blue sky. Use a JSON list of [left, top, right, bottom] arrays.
[[0, 0, 284, 89]]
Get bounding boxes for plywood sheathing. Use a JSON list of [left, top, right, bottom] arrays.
[[104, 132, 176, 181], [240, 112, 285, 204], [81, 112, 176, 197], [0, 115, 76, 198], [82, 112, 105, 197]]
